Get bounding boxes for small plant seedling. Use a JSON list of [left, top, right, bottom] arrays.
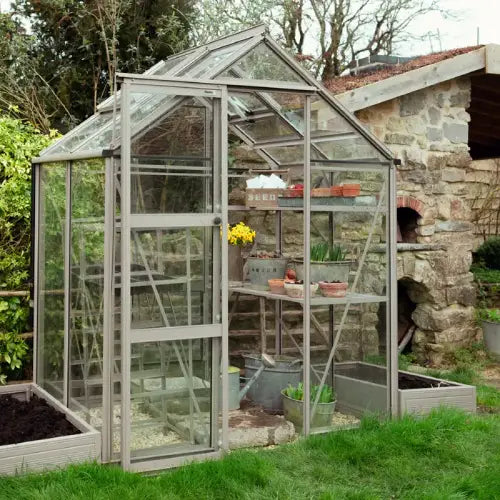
[[283, 382, 335, 403], [310, 242, 347, 262]]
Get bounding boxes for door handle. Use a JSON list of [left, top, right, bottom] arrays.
[[213, 216, 222, 225]]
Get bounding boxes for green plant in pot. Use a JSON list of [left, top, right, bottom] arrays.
[[295, 242, 351, 283], [281, 382, 336, 432], [477, 308, 500, 361]]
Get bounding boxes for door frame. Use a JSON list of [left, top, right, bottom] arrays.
[[119, 78, 229, 471]]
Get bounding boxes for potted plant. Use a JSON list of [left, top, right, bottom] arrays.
[[227, 222, 256, 282], [295, 243, 352, 283], [246, 250, 288, 286], [283, 280, 319, 298], [478, 308, 500, 361], [318, 280, 348, 298], [281, 382, 336, 432]]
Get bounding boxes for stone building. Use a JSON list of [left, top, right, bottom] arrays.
[[325, 45, 500, 363]]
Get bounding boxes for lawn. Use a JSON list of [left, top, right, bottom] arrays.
[[1, 407, 499, 500]]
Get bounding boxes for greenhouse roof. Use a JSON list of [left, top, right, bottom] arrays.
[[37, 25, 392, 163]]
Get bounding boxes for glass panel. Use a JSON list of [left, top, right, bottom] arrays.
[[263, 144, 323, 164], [129, 227, 214, 329], [228, 92, 266, 118], [218, 42, 306, 83], [180, 39, 250, 79], [69, 159, 106, 420], [74, 114, 120, 152], [130, 96, 214, 214], [130, 338, 213, 460], [236, 114, 299, 143], [315, 136, 385, 161], [37, 162, 66, 401], [48, 113, 113, 155], [152, 56, 184, 76], [306, 160, 389, 432]]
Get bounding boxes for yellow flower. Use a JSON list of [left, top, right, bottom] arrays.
[[227, 222, 256, 246]]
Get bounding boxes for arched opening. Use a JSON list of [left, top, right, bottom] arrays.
[[397, 207, 420, 243]]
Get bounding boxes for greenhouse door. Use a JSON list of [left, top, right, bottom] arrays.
[[120, 79, 229, 471]]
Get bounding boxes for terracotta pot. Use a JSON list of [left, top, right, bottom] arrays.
[[318, 281, 348, 298], [268, 278, 286, 295], [284, 188, 304, 198], [311, 187, 331, 197], [342, 184, 360, 197], [330, 185, 342, 197], [284, 282, 319, 298]]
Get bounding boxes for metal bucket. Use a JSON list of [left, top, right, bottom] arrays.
[[246, 257, 288, 286], [483, 321, 500, 361], [243, 355, 302, 411]]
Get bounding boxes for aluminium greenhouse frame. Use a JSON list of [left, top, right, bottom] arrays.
[[32, 25, 398, 473]]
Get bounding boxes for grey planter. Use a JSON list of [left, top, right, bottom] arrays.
[[333, 362, 476, 417], [0, 383, 100, 476], [294, 260, 352, 283], [246, 257, 288, 286], [281, 391, 336, 432], [482, 320, 500, 361]]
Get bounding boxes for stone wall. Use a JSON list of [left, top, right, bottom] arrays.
[[355, 77, 482, 362]]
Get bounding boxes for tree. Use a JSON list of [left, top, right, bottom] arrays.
[[5, 0, 193, 131], [190, 0, 453, 80]]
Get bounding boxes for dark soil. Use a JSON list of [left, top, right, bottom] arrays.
[[399, 373, 454, 389], [0, 394, 80, 446]]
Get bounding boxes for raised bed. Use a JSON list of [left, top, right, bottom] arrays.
[[334, 362, 476, 417], [0, 383, 100, 476]]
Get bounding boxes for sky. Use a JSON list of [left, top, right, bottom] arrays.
[[1, 0, 500, 57], [400, 0, 500, 55]]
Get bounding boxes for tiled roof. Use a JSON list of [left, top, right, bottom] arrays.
[[325, 46, 483, 95]]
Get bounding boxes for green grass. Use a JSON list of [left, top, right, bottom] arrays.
[[1, 409, 499, 499]]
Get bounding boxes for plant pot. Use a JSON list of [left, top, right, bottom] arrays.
[[311, 187, 331, 197], [268, 278, 286, 295], [228, 245, 244, 282], [281, 391, 336, 432], [294, 260, 352, 283], [247, 257, 288, 286], [318, 281, 348, 298], [284, 282, 318, 298], [482, 321, 500, 361], [342, 184, 360, 197], [330, 185, 343, 197]]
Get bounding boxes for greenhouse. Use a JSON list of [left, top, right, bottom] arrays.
[[32, 25, 397, 472]]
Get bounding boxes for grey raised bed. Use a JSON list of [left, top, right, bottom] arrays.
[[334, 362, 476, 417], [0, 383, 100, 476]]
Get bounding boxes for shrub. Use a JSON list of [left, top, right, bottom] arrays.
[[0, 332, 28, 384], [477, 308, 500, 324], [476, 237, 500, 270]]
